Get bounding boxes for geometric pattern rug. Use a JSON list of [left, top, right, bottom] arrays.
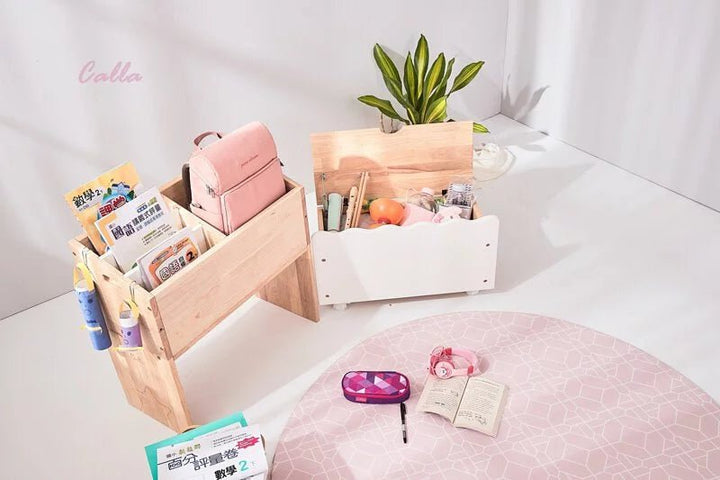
[[272, 312, 720, 479]]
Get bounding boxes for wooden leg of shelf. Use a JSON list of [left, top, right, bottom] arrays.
[[108, 332, 192, 433], [259, 246, 320, 322]]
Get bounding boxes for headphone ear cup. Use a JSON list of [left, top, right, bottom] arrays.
[[435, 360, 455, 379]]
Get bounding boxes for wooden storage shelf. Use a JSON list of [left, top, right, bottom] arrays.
[[68, 175, 319, 432], [310, 121, 499, 309]]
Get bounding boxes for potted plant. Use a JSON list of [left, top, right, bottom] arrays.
[[358, 34, 488, 133]]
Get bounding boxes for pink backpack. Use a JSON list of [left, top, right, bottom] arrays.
[[188, 122, 286, 234]]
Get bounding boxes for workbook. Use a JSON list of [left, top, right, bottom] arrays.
[[63, 162, 142, 254], [95, 187, 179, 273], [136, 226, 208, 290], [416, 375, 508, 437], [156, 424, 267, 480]]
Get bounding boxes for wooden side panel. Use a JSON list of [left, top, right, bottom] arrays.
[[259, 177, 320, 321], [258, 246, 320, 322], [311, 121, 473, 203], [68, 237, 192, 431], [107, 333, 192, 432], [153, 183, 310, 357], [160, 176, 189, 209]]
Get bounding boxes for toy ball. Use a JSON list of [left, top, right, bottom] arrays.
[[369, 198, 404, 225]]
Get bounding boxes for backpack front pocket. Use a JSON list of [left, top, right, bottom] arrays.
[[220, 158, 286, 233]]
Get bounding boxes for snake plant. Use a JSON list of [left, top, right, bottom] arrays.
[[358, 34, 488, 133]]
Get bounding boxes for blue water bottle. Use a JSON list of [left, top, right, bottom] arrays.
[[74, 263, 112, 351]]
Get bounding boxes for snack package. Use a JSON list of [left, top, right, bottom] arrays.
[[64, 163, 141, 254]]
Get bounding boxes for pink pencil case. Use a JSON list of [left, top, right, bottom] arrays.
[[341, 371, 410, 404]]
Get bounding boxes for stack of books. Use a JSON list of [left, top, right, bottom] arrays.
[[146, 412, 267, 480]]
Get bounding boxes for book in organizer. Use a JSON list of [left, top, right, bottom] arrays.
[[64, 162, 142, 254], [136, 226, 208, 290], [95, 186, 180, 273], [156, 423, 267, 480], [416, 374, 508, 437]]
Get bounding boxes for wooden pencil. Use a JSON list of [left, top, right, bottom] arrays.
[[352, 172, 369, 228]]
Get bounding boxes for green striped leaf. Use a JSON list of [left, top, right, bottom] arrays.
[[407, 107, 419, 124], [421, 53, 445, 119], [473, 122, 489, 133], [373, 44, 401, 85], [424, 96, 447, 123], [449, 60, 485, 94], [439, 57, 455, 92], [414, 35, 429, 100], [357, 95, 408, 122], [428, 57, 455, 105], [423, 53, 446, 98], [385, 77, 415, 114], [403, 53, 417, 104]]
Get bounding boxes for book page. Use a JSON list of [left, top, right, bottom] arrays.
[[453, 377, 508, 436], [416, 375, 468, 422]]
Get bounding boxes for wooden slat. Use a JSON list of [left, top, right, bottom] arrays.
[[153, 182, 310, 357], [164, 197, 227, 249], [312, 121, 473, 203]]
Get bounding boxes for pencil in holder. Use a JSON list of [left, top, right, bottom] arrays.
[[117, 299, 142, 351], [73, 263, 112, 351]]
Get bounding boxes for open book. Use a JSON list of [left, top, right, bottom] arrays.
[[416, 375, 508, 436]]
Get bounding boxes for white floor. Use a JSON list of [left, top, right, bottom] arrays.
[[1, 115, 719, 479]]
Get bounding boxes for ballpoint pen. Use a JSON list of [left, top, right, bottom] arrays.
[[400, 402, 407, 444]]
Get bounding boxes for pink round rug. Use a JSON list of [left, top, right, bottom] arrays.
[[272, 312, 720, 479]]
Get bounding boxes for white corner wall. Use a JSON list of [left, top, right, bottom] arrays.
[[503, 0, 720, 211], [0, 0, 509, 318]]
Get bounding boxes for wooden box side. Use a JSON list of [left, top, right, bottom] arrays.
[[153, 179, 311, 357], [311, 121, 473, 203], [67, 236, 191, 431]]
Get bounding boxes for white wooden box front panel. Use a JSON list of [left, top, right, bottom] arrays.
[[312, 215, 499, 306]]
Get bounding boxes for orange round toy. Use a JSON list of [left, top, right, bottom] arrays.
[[369, 198, 404, 225]]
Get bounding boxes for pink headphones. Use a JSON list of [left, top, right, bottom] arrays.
[[429, 346, 478, 379]]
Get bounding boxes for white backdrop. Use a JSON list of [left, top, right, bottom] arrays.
[[0, 0, 509, 318], [503, 0, 720, 210]]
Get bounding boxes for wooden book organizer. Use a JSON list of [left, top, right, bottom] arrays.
[[68, 176, 319, 432]]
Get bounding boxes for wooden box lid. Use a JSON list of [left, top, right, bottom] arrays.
[[311, 121, 473, 204]]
